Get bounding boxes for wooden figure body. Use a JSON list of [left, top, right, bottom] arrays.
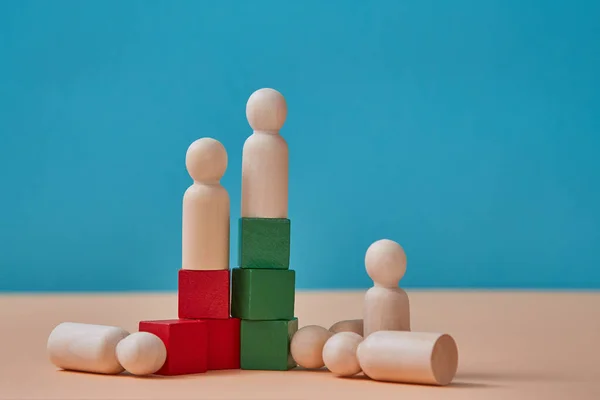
[[363, 239, 410, 337], [364, 287, 410, 337], [182, 138, 230, 270], [241, 88, 289, 218]]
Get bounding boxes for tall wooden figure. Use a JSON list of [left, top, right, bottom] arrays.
[[363, 239, 411, 337], [242, 88, 288, 218]]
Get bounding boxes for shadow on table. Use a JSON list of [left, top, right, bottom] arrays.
[[351, 374, 495, 389], [290, 367, 496, 388], [57, 369, 245, 380], [457, 370, 576, 383]]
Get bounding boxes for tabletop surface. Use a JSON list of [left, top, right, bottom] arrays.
[[1, 291, 599, 400]]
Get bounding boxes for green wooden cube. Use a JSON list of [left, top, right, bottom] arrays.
[[238, 218, 291, 269], [240, 318, 298, 370], [231, 268, 295, 320]]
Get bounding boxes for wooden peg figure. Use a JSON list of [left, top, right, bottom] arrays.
[[242, 88, 289, 218], [182, 138, 230, 270], [363, 239, 410, 337]]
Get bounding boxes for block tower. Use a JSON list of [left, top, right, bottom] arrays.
[[231, 88, 298, 370], [138, 138, 240, 375]]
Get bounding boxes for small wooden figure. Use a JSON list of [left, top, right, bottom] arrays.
[[47, 322, 130, 374], [241, 88, 289, 218], [357, 331, 459, 386], [322, 332, 363, 377], [290, 325, 333, 369], [116, 332, 167, 376], [363, 239, 410, 337], [182, 137, 230, 270]]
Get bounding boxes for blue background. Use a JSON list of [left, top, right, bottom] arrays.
[[1, 0, 599, 292]]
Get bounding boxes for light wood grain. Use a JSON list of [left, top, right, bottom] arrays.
[[116, 332, 166, 376], [329, 319, 363, 335], [364, 239, 410, 336], [182, 137, 230, 270], [323, 332, 363, 377], [46, 322, 129, 375], [1, 291, 599, 399], [241, 88, 289, 218], [290, 325, 333, 369], [357, 331, 458, 385]]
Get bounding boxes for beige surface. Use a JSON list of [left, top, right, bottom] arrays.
[[1, 291, 599, 399]]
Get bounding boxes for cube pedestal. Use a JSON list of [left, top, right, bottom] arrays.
[[240, 318, 298, 370], [205, 318, 241, 370], [239, 218, 291, 269], [178, 269, 230, 319], [231, 268, 295, 320]]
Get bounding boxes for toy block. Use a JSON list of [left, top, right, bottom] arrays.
[[206, 318, 240, 370], [138, 319, 208, 375], [240, 318, 298, 370], [178, 269, 229, 319], [231, 268, 295, 320], [238, 217, 290, 269]]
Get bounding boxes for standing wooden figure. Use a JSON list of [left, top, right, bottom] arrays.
[[182, 138, 230, 270], [241, 88, 289, 218], [363, 239, 410, 337]]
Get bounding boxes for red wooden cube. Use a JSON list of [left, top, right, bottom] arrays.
[[206, 318, 241, 370], [139, 319, 208, 375], [178, 269, 230, 319]]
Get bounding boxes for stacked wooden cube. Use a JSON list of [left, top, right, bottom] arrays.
[[137, 268, 241, 376], [231, 218, 297, 370]]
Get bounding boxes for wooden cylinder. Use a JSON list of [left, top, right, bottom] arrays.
[[356, 331, 458, 386], [47, 322, 130, 374]]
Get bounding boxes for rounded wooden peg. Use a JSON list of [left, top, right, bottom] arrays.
[[329, 319, 363, 336], [290, 325, 333, 369], [185, 137, 228, 184], [322, 332, 363, 377], [116, 332, 167, 376], [357, 331, 459, 386], [246, 88, 287, 132], [365, 239, 407, 288]]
